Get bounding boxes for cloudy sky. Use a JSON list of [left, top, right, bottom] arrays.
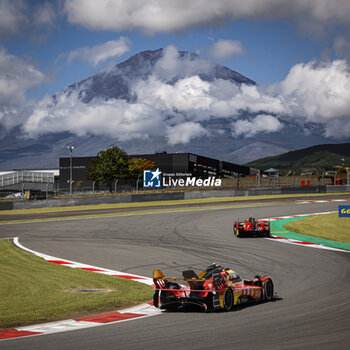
[[1, 0, 350, 146]]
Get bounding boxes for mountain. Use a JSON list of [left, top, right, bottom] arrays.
[[0, 48, 344, 170], [245, 143, 350, 175], [63, 48, 255, 103]]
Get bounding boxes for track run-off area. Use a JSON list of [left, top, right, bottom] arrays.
[[0, 194, 349, 349]]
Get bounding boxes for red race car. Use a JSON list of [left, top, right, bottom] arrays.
[[153, 263, 274, 312], [233, 217, 270, 237]]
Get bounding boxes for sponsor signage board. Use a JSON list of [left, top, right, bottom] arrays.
[[338, 205, 350, 217]]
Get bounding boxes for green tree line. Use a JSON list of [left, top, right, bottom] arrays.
[[87, 146, 155, 192]]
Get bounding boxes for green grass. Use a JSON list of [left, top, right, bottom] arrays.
[[284, 213, 350, 243], [0, 239, 154, 329]]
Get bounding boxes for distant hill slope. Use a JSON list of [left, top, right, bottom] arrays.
[[245, 143, 350, 174]]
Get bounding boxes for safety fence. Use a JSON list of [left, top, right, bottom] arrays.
[[55, 174, 343, 197], [1, 172, 347, 200]]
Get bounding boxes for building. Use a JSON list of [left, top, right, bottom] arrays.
[[59, 152, 250, 191], [59, 156, 95, 192]]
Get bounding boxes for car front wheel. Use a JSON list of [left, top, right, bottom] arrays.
[[264, 279, 274, 301]]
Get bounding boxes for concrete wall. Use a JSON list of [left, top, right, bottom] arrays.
[[281, 186, 326, 194], [3, 185, 349, 210], [12, 194, 132, 209], [131, 192, 184, 202], [0, 201, 13, 210], [11, 192, 185, 209], [326, 185, 350, 192], [184, 188, 281, 199]]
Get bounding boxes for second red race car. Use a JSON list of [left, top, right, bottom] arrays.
[[233, 217, 271, 237]]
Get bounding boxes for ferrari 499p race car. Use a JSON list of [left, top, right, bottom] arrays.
[[153, 263, 274, 312], [233, 217, 270, 237]]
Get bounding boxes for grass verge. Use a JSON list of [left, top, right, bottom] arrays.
[[284, 213, 350, 244], [0, 239, 154, 329]]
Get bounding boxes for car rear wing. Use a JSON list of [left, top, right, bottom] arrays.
[[153, 269, 216, 292]]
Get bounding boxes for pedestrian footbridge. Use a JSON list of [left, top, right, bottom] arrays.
[[0, 171, 54, 191]]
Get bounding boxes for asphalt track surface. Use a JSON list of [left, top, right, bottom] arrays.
[[1, 197, 350, 349]]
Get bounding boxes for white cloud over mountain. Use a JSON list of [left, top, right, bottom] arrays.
[[67, 37, 131, 66], [23, 91, 165, 141], [18, 46, 350, 144], [166, 122, 208, 145], [280, 59, 350, 138], [231, 114, 283, 138], [209, 39, 244, 60]]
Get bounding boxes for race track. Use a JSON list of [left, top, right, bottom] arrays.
[[1, 198, 349, 349]]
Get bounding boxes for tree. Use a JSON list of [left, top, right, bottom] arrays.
[[128, 158, 156, 180], [87, 146, 130, 192]]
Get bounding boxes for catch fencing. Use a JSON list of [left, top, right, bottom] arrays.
[[56, 174, 341, 197]]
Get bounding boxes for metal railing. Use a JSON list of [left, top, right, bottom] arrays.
[[0, 171, 54, 188]]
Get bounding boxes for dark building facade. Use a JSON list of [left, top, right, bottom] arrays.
[[59, 153, 250, 191], [59, 156, 95, 191]]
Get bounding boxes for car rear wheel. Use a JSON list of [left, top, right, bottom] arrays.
[[264, 279, 274, 301], [153, 290, 159, 308], [223, 288, 234, 311], [264, 229, 271, 237]]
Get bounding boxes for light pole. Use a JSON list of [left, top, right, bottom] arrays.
[[67, 146, 74, 196], [114, 180, 118, 194]]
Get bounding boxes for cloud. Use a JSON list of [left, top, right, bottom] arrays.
[[153, 45, 215, 81], [18, 46, 350, 144], [34, 2, 56, 27], [17, 46, 286, 143], [0, 48, 44, 106], [22, 91, 165, 140], [209, 39, 244, 60], [0, 48, 45, 130], [67, 37, 131, 66], [0, 0, 57, 41], [0, 0, 27, 40], [64, 0, 350, 36], [166, 122, 208, 145], [334, 36, 350, 61], [231, 114, 283, 138], [0, 48, 45, 129], [279, 59, 350, 137], [134, 73, 284, 122]]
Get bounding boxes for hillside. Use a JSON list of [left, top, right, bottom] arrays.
[[245, 143, 350, 175]]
